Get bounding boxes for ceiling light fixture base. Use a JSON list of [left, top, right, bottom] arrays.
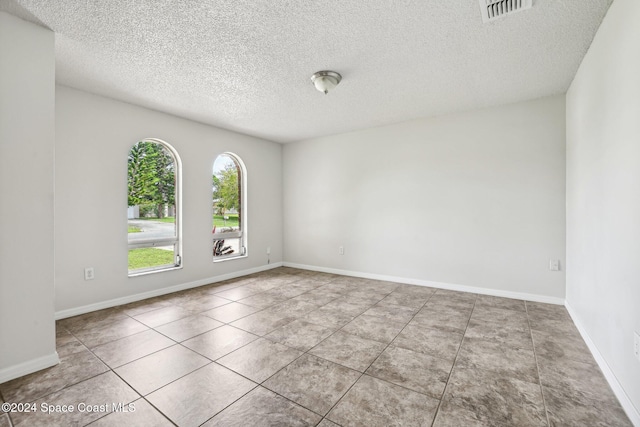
[[311, 71, 342, 94]]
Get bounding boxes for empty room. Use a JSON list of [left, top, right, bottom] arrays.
[[0, 0, 639, 426]]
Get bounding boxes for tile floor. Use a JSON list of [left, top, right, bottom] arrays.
[[0, 267, 633, 426]]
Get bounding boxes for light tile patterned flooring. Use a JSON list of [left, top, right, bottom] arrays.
[[0, 267, 633, 426]]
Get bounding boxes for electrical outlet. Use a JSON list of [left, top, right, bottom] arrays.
[[338, 246, 344, 255], [549, 259, 560, 271], [84, 267, 95, 281], [634, 332, 640, 362], [266, 246, 271, 255]]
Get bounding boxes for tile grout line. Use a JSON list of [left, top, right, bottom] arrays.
[[428, 293, 478, 427], [315, 285, 437, 424], [525, 300, 552, 427], [93, 274, 316, 425], [78, 323, 181, 427], [195, 274, 351, 426], [59, 280, 271, 426], [250, 281, 400, 422], [174, 275, 345, 424], [241, 280, 348, 424], [137, 277, 333, 423]]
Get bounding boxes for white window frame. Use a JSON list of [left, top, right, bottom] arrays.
[[128, 138, 183, 276], [213, 152, 247, 262]]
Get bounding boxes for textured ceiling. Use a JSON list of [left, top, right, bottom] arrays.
[[2, 0, 613, 143]]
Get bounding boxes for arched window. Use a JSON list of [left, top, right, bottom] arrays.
[[127, 139, 181, 275], [212, 153, 246, 260]]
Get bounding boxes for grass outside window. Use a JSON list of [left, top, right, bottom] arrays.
[[213, 214, 239, 228], [128, 248, 175, 270]]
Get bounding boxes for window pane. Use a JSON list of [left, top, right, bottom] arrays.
[[128, 141, 177, 243], [128, 216, 176, 242], [213, 236, 241, 257], [212, 153, 244, 260], [128, 139, 180, 275], [128, 245, 176, 272]]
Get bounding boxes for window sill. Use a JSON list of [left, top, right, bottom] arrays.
[[128, 265, 182, 278], [213, 254, 248, 263]]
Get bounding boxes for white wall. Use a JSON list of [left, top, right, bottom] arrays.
[[0, 12, 58, 382], [566, 0, 640, 419], [284, 95, 566, 301], [55, 86, 282, 313]]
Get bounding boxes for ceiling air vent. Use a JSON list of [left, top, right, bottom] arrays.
[[479, 0, 532, 23]]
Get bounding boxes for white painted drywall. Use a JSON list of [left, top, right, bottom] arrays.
[[0, 12, 58, 381], [284, 95, 566, 299], [54, 86, 282, 312], [566, 0, 640, 417]]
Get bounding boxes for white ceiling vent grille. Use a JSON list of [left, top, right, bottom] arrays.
[[479, 0, 532, 23]]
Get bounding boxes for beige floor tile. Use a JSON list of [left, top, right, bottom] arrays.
[[74, 316, 150, 348], [237, 290, 291, 309], [202, 386, 321, 426], [267, 299, 321, 318], [441, 367, 546, 426], [57, 307, 128, 333], [317, 419, 341, 427], [411, 306, 470, 333], [201, 302, 260, 323], [182, 325, 258, 360], [464, 318, 533, 348], [121, 297, 174, 317], [322, 300, 373, 316], [366, 345, 452, 398], [115, 345, 210, 395], [392, 284, 436, 297], [393, 323, 463, 362], [375, 291, 429, 309], [230, 309, 297, 336], [217, 338, 302, 383], [327, 375, 439, 427], [147, 363, 256, 427], [154, 314, 223, 342], [475, 295, 526, 312], [341, 314, 405, 344], [265, 319, 335, 351], [433, 401, 496, 427], [132, 306, 194, 328], [309, 330, 387, 372], [456, 337, 539, 384], [300, 306, 356, 329], [362, 303, 419, 323], [55, 328, 86, 358], [263, 354, 360, 416], [174, 294, 231, 313], [532, 329, 596, 365], [92, 329, 175, 368], [470, 305, 529, 324], [538, 354, 619, 406], [215, 286, 264, 301]]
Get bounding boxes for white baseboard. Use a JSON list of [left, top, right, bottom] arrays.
[[565, 303, 640, 427], [55, 262, 283, 320], [0, 352, 60, 384], [284, 262, 565, 305]]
